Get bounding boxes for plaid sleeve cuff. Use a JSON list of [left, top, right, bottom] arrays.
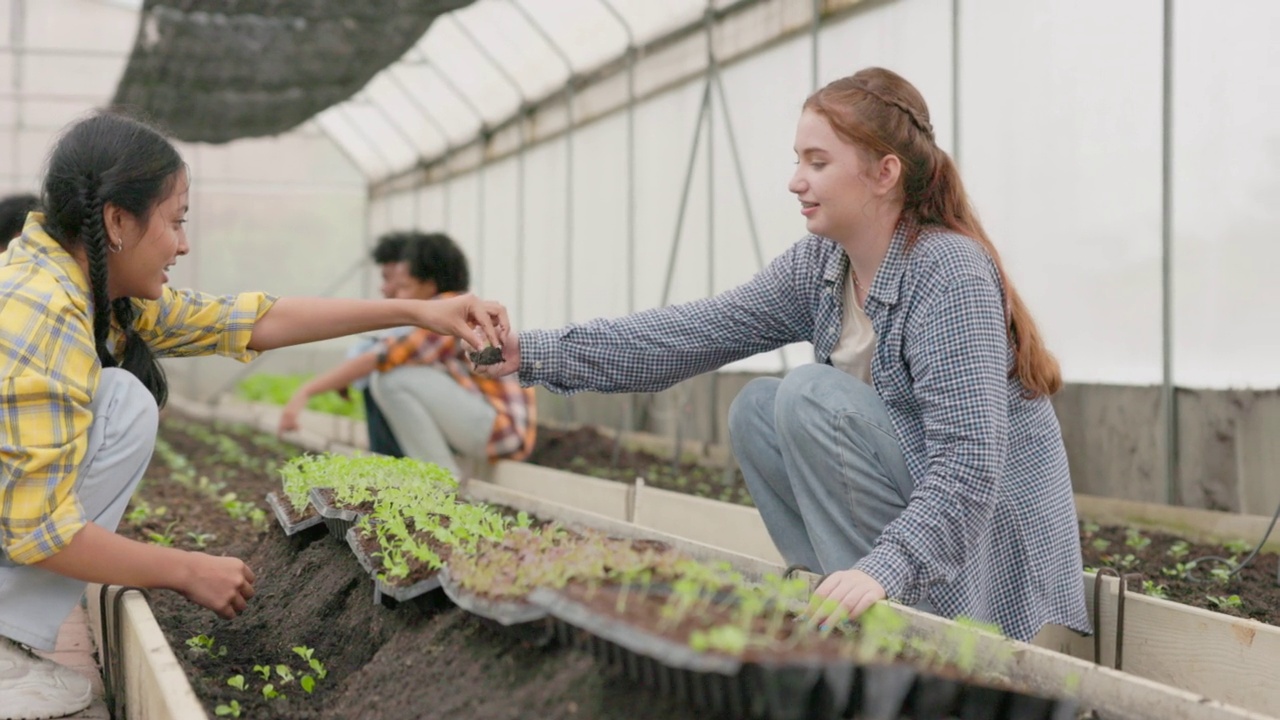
[[217, 292, 278, 362], [4, 498, 87, 565], [517, 329, 564, 390], [855, 543, 922, 606]]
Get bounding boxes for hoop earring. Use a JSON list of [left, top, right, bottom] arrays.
[[109, 239, 123, 253]]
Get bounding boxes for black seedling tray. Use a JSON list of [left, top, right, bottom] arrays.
[[528, 588, 1078, 720]]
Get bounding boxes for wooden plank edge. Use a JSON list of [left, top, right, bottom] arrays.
[[87, 584, 207, 720]]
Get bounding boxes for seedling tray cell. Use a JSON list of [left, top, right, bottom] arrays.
[[266, 491, 324, 536], [309, 487, 363, 541]]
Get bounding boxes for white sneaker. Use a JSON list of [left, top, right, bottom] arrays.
[[0, 636, 92, 720]]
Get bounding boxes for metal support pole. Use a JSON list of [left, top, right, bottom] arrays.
[[599, 0, 640, 458], [1161, 0, 1178, 505], [705, 9, 719, 447], [511, 0, 578, 421], [951, 0, 961, 165], [516, 116, 527, 328], [660, 81, 713, 307]]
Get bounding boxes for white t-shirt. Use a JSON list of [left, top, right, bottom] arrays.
[[828, 270, 876, 384]]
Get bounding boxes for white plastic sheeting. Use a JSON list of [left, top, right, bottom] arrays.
[[366, 0, 1280, 390]]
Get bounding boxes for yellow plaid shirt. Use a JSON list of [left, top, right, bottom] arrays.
[[1, 213, 276, 564]]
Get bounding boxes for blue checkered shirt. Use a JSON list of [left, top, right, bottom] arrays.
[[520, 221, 1090, 641]]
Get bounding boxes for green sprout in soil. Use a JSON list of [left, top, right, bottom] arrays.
[[1167, 540, 1190, 560], [1090, 538, 1110, 552], [1142, 580, 1168, 599], [214, 700, 241, 717], [253, 665, 271, 682], [1223, 539, 1252, 555], [145, 521, 179, 547], [292, 645, 328, 680], [1206, 594, 1244, 610], [186, 634, 226, 658], [1162, 560, 1197, 579], [186, 531, 216, 549], [226, 675, 246, 691], [1123, 528, 1151, 551]]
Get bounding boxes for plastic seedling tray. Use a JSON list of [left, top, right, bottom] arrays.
[[529, 587, 1078, 720], [343, 526, 442, 606], [266, 491, 324, 536], [437, 568, 548, 626]]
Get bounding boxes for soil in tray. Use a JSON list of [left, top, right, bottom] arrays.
[[118, 411, 702, 720], [1079, 522, 1280, 625]]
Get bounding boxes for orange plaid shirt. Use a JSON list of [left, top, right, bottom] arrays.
[[375, 295, 535, 460]]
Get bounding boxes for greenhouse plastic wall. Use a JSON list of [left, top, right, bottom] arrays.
[[355, 0, 1280, 514]]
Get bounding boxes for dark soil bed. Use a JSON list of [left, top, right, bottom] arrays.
[[120, 412, 699, 719]]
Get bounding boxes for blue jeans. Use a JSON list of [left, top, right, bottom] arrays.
[[728, 364, 916, 578], [0, 369, 157, 650]]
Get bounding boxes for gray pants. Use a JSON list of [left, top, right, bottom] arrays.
[[0, 369, 157, 650], [729, 363, 916, 578], [370, 365, 496, 479]]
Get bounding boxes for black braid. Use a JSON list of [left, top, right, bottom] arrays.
[[112, 297, 168, 407], [80, 184, 117, 369]]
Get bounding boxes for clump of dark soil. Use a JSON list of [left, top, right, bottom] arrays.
[[527, 425, 753, 506]]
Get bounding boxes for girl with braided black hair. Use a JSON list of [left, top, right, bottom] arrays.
[[0, 111, 508, 719]]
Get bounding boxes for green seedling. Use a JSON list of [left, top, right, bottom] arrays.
[[301, 675, 316, 694], [1107, 553, 1140, 571], [1206, 594, 1243, 610], [186, 531, 216, 549], [292, 645, 328, 679], [275, 665, 295, 685], [1090, 538, 1111, 552], [226, 675, 246, 691], [1207, 565, 1234, 584], [1141, 581, 1168, 599], [214, 701, 241, 718], [1167, 540, 1190, 560], [185, 634, 226, 657], [1081, 521, 1100, 536], [253, 664, 271, 682], [262, 684, 285, 700], [1223, 539, 1252, 555], [1162, 561, 1197, 579], [1124, 529, 1151, 551], [146, 520, 179, 547]]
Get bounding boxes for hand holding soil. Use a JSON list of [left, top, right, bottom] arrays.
[[179, 553, 257, 620], [470, 328, 521, 377]]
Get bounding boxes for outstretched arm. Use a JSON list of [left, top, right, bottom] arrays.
[[278, 351, 379, 434], [247, 295, 506, 353]]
